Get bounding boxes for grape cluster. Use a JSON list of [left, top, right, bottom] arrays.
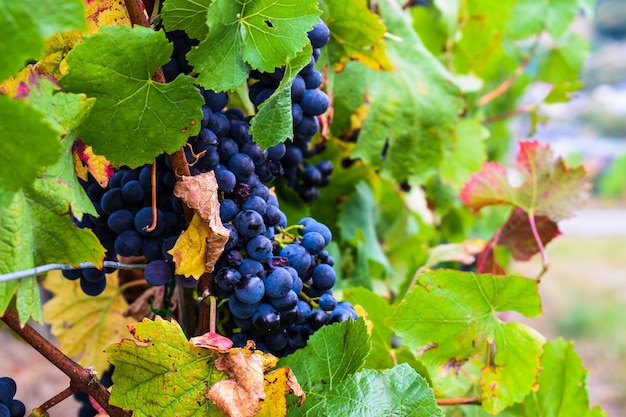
[[248, 19, 333, 202], [65, 155, 188, 295], [0, 377, 25, 417]]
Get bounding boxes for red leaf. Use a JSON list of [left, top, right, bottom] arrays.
[[498, 208, 561, 261], [461, 141, 590, 222]]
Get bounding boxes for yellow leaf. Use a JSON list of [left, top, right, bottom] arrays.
[[170, 213, 209, 279], [173, 172, 230, 274], [72, 140, 113, 187], [42, 271, 136, 375], [257, 367, 306, 417]]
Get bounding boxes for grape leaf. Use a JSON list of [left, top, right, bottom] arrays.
[[0, 77, 105, 324], [72, 140, 114, 188], [504, 338, 607, 417], [279, 319, 370, 416], [189, 0, 320, 92], [387, 270, 545, 414], [350, 0, 463, 183], [498, 208, 561, 261], [460, 141, 591, 222], [325, 363, 443, 417], [319, 0, 392, 70], [161, 0, 210, 40], [249, 45, 312, 149], [508, 0, 580, 39], [0, 0, 86, 81], [0, 93, 63, 192], [61, 25, 203, 168], [536, 34, 589, 84], [169, 213, 215, 278], [439, 119, 488, 188], [258, 366, 306, 417], [343, 287, 396, 370], [24, 75, 97, 219], [42, 271, 136, 375], [338, 182, 392, 280], [107, 317, 228, 416]]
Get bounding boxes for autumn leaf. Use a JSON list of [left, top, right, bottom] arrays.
[[460, 140, 590, 221], [42, 271, 136, 375], [107, 318, 303, 417], [72, 139, 114, 187], [498, 207, 562, 261], [173, 172, 230, 276]]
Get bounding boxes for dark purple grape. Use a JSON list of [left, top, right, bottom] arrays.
[[107, 209, 134, 234], [234, 210, 266, 238], [228, 297, 259, 319], [312, 264, 336, 290], [144, 260, 173, 286], [301, 89, 329, 116], [234, 274, 265, 304], [252, 303, 281, 334], [307, 19, 330, 48], [246, 235, 273, 261], [114, 229, 143, 257], [220, 199, 239, 222], [319, 293, 337, 311], [82, 267, 106, 284], [264, 267, 293, 298], [242, 196, 267, 215], [80, 276, 107, 296], [301, 231, 326, 254], [302, 70, 322, 89], [308, 309, 328, 330], [121, 180, 145, 205]]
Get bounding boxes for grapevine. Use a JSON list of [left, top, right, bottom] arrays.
[[0, 0, 606, 416]]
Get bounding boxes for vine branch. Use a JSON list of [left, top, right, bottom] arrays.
[[1, 309, 131, 417], [0, 261, 146, 283], [436, 397, 481, 406], [33, 385, 76, 415]]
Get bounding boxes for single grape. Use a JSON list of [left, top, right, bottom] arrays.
[[330, 307, 354, 323], [264, 267, 293, 298], [220, 199, 239, 223], [144, 260, 173, 286], [242, 196, 267, 215], [0, 403, 9, 417], [279, 244, 311, 275], [100, 188, 125, 214], [121, 180, 145, 205], [80, 276, 107, 296], [234, 210, 266, 238], [9, 399, 26, 417], [265, 329, 289, 352], [319, 293, 337, 311], [304, 221, 332, 245], [307, 19, 330, 48], [0, 377, 16, 404], [301, 231, 326, 254], [228, 153, 255, 181], [114, 229, 143, 257], [216, 267, 242, 292], [252, 303, 281, 334], [215, 168, 237, 192], [82, 267, 106, 284], [107, 209, 134, 234], [238, 259, 265, 278], [62, 269, 83, 281], [246, 235, 273, 261], [270, 290, 299, 311], [308, 309, 328, 330], [302, 70, 322, 89], [218, 138, 239, 162], [234, 274, 265, 304], [312, 264, 336, 290], [134, 207, 165, 236], [301, 89, 329, 116]]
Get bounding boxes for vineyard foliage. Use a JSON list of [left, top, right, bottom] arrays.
[[0, 0, 605, 416]]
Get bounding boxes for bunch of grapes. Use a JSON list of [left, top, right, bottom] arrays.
[[248, 19, 333, 202], [0, 377, 25, 417]]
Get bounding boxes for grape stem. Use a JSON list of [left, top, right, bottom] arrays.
[[33, 385, 76, 415], [1, 308, 131, 417], [142, 160, 159, 233], [436, 397, 481, 406], [0, 261, 147, 283]]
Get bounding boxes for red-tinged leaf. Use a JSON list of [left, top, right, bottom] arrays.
[[461, 141, 590, 222], [190, 331, 234, 351], [499, 208, 562, 261], [72, 139, 114, 187], [476, 248, 507, 276]]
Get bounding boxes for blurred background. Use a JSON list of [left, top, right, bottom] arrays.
[[1, 0, 626, 415]]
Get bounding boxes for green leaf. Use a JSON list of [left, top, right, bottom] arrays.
[[0, 185, 104, 324], [0, 94, 63, 192], [107, 317, 227, 416], [25, 76, 96, 218], [388, 269, 545, 414], [279, 319, 370, 416], [351, 0, 463, 183], [161, 0, 210, 40], [439, 119, 488, 188], [0, 0, 86, 81], [343, 287, 395, 369], [325, 363, 443, 417], [338, 182, 392, 279], [504, 338, 607, 417], [329, 61, 369, 137], [536, 34, 589, 84], [189, 0, 320, 92], [249, 45, 312, 149], [508, 0, 579, 39], [61, 25, 203, 168], [319, 0, 391, 70]]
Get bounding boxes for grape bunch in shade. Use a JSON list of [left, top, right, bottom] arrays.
[[0, 377, 26, 417], [248, 19, 333, 202]]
